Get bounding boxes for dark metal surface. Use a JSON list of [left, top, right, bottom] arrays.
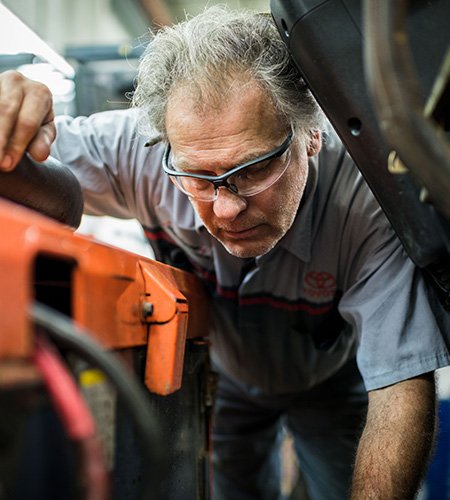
[[113, 341, 212, 500], [0, 388, 77, 500], [270, 0, 450, 268], [0, 155, 83, 228], [363, 0, 450, 222]]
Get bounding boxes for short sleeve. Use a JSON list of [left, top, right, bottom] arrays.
[[338, 213, 450, 391], [51, 109, 165, 223]]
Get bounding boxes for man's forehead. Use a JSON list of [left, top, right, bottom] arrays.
[[165, 83, 282, 144], [169, 77, 263, 106]]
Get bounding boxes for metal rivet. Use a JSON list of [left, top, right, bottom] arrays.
[[141, 302, 154, 319]]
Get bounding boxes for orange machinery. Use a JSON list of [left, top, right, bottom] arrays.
[[0, 195, 212, 499]]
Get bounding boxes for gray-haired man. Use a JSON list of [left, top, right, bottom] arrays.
[[1, 7, 449, 499]]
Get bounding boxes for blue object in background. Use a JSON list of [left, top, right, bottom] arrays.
[[423, 399, 450, 499]]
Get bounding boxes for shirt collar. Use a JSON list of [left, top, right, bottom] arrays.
[[194, 209, 204, 231], [278, 156, 319, 263]]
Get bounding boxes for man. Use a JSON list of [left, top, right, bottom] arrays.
[[0, 7, 449, 499]]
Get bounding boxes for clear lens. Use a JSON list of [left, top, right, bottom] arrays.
[[174, 176, 216, 201], [228, 153, 290, 197], [171, 149, 291, 201]]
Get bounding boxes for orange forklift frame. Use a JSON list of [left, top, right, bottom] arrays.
[[0, 197, 210, 395]]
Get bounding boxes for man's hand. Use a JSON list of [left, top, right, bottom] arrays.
[[351, 373, 436, 499], [0, 70, 55, 171]]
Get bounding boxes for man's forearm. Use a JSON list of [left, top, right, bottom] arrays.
[[351, 374, 436, 499]]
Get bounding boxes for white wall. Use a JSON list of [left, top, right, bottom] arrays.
[[1, 0, 269, 53], [2, 0, 132, 52]]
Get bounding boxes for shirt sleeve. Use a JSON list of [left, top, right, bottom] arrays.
[[51, 108, 164, 222], [336, 164, 450, 391]]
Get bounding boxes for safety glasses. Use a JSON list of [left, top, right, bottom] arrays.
[[162, 131, 293, 201]]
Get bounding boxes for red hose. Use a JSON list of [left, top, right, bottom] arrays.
[[33, 334, 110, 500]]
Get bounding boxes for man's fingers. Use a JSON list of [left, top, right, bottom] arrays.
[[0, 70, 54, 170], [27, 122, 57, 162], [0, 71, 25, 168]]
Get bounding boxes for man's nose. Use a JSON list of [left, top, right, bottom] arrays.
[[212, 187, 247, 220]]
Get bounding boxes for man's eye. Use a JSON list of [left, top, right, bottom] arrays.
[[184, 178, 210, 191], [241, 160, 272, 179]]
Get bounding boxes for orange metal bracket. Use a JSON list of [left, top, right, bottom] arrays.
[[139, 262, 189, 395], [0, 199, 210, 396]]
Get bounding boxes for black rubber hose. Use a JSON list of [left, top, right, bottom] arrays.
[[0, 154, 84, 228], [30, 302, 165, 500]]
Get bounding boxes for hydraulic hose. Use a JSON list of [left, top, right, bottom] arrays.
[[30, 302, 165, 500]]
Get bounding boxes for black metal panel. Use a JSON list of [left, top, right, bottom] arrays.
[[0, 389, 77, 500], [271, 0, 450, 267], [113, 341, 211, 500], [0, 155, 83, 229]]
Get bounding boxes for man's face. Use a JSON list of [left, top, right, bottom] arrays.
[[165, 82, 316, 258]]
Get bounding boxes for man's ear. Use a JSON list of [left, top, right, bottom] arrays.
[[307, 130, 322, 157]]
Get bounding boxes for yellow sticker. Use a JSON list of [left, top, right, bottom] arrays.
[[79, 369, 106, 387]]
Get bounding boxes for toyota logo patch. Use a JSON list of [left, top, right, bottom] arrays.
[[304, 271, 337, 299]]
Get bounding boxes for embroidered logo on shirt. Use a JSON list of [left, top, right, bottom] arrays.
[[304, 271, 337, 299]]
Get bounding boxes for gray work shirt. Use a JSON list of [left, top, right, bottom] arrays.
[[53, 109, 450, 394]]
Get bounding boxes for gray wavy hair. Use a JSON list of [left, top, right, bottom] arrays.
[[132, 6, 325, 140]]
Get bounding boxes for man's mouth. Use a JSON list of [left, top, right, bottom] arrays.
[[221, 225, 263, 240]]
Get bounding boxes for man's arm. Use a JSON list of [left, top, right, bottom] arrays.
[[351, 373, 436, 499]]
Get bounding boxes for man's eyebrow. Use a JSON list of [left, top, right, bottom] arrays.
[[170, 154, 212, 172], [173, 146, 276, 171], [228, 140, 289, 166], [236, 149, 274, 165]]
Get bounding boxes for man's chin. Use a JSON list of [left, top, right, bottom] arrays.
[[205, 224, 283, 258], [219, 237, 278, 259]]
